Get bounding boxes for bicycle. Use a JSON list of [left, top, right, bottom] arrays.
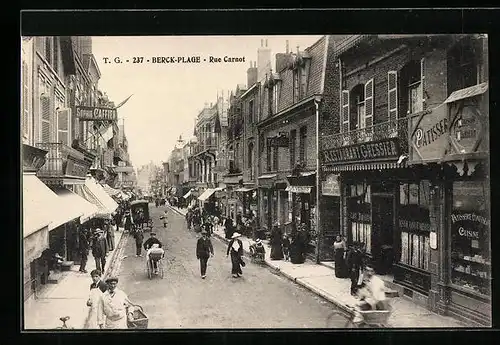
[[55, 316, 74, 329], [326, 304, 392, 328]]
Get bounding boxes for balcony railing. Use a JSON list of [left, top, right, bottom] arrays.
[[193, 137, 218, 154], [35, 142, 87, 178], [321, 117, 409, 154]]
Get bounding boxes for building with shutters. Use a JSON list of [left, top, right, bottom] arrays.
[[319, 34, 490, 326]]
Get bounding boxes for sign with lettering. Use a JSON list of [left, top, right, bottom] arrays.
[[409, 106, 449, 164], [76, 106, 118, 121], [450, 104, 484, 155], [321, 138, 400, 164], [65, 157, 89, 178], [451, 211, 489, 241], [322, 173, 340, 196]]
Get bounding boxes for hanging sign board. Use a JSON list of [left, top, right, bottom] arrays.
[[322, 173, 340, 196], [76, 106, 118, 121]]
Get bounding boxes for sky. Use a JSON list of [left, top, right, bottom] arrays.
[[91, 35, 323, 168]]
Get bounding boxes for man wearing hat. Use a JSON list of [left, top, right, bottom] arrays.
[[97, 276, 134, 329], [196, 230, 214, 279], [143, 232, 163, 274], [249, 238, 266, 263], [91, 229, 107, 272], [226, 232, 244, 278]]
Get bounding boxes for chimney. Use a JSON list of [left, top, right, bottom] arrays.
[[247, 60, 258, 88], [261, 39, 264, 47], [286, 40, 289, 54], [266, 39, 268, 47], [257, 38, 272, 82]]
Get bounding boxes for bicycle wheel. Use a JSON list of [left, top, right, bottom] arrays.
[[325, 311, 347, 328]]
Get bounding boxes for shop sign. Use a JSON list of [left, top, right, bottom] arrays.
[[65, 157, 89, 178], [322, 173, 340, 196], [76, 106, 118, 121], [449, 104, 484, 155], [321, 138, 400, 164], [409, 106, 449, 164], [451, 211, 489, 240]]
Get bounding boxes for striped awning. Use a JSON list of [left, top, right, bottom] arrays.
[[323, 160, 407, 173], [101, 183, 121, 197]]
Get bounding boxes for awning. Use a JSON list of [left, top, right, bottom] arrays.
[[323, 160, 407, 173], [23, 173, 57, 238], [198, 188, 216, 202], [285, 185, 313, 194], [444, 82, 488, 104], [22, 173, 82, 233], [100, 183, 121, 197], [84, 177, 118, 213], [183, 190, 192, 199], [52, 187, 98, 223], [258, 174, 277, 179], [73, 183, 113, 219], [234, 187, 256, 192]]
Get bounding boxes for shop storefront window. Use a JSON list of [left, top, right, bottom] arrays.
[[347, 183, 371, 253], [399, 181, 431, 270], [450, 179, 490, 296]]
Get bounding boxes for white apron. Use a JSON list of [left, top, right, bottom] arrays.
[[85, 288, 103, 329]]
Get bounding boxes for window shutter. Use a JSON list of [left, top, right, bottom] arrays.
[[388, 71, 398, 124], [420, 58, 426, 110], [300, 65, 307, 97], [364, 78, 374, 127], [57, 109, 70, 145], [22, 62, 29, 137], [41, 96, 51, 142], [341, 90, 349, 133]]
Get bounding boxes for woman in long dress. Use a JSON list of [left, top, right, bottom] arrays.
[[333, 235, 348, 278], [226, 232, 244, 278], [270, 225, 284, 260]]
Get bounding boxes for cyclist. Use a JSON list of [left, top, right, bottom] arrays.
[[144, 233, 163, 274], [352, 265, 388, 325]]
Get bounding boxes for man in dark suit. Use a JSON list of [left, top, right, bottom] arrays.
[[89, 269, 108, 292], [78, 227, 90, 273], [91, 229, 107, 272]]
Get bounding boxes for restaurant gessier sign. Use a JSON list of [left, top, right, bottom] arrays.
[[321, 138, 400, 164], [76, 106, 118, 121]]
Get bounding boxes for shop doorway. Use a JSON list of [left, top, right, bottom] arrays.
[[372, 194, 395, 274]]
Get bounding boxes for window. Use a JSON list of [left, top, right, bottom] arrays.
[[22, 61, 29, 139], [272, 145, 278, 171], [39, 78, 51, 142], [450, 179, 490, 296], [273, 84, 279, 114], [293, 70, 300, 103], [341, 90, 350, 134], [249, 100, 254, 124], [248, 143, 254, 179], [299, 126, 307, 164], [399, 181, 431, 270], [235, 142, 240, 170], [447, 38, 479, 96], [300, 66, 307, 96], [44, 37, 52, 65], [347, 182, 372, 253], [388, 71, 398, 129], [266, 140, 272, 172], [52, 37, 59, 74], [289, 129, 297, 169]]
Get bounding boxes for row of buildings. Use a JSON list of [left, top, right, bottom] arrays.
[[164, 35, 490, 325], [21, 36, 137, 303]]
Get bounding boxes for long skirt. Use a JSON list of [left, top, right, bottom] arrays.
[[230, 252, 243, 275], [334, 248, 349, 278], [270, 243, 284, 260]]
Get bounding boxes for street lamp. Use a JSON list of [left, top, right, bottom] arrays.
[[314, 95, 322, 264]]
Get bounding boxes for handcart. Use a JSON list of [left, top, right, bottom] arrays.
[[130, 199, 154, 230], [127, 305, 148, 329]]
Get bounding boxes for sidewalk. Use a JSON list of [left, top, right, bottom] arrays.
[[169, 205, 466, 328], [23, 229, 126, 330]]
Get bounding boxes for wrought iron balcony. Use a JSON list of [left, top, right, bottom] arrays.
[[35, 142, 91, 183], [114, 146, 127, 162], [321, 117, 409, 154], [193, 136, 218, 154]]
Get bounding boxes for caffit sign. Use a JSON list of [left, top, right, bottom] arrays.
[[76, 106, 118, 121]]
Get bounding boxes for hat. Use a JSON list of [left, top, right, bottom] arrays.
[[231, 232, 241, 239], [255, 238, 261, 243], [105, 276, 118, 284]]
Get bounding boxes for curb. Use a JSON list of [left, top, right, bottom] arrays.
[[166, 205, 352, 315], [103, 231, 128, 280]]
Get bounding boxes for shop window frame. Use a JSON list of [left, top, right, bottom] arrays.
[[345, 181, 372, 254]]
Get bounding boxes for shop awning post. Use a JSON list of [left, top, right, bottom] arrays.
[[314, 96, 322, 264]]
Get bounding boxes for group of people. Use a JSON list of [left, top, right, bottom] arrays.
[[78, 218, 116, 273], [85, 270, 136, 329], [269, 223, 309, 264]]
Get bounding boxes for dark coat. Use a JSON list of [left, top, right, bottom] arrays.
[[134, 230, 144, 244], [196, 237, 214, 259], [143, 237, 162, 250], [79, 231, 90, 253], [346, 248, 364, 272], [91, 236, 107, 258], [226, 238, 244, 257], [90, 280, 108, 293]]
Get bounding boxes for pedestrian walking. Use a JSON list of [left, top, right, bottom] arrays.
[[134, 228, 144, 257], [270, 224, 284, 260], [91, 229, 107, 272], [202, 217, 214, 236], [161, 210, 168, 228], [224, 217, 235, 239], [346, 242, 365, 295], [196, 230, 214, 279], [123, 211, 134, 234], [97, 277, 135, 329], [226, 232, 245, 278], [104, 219, 115, 252], [186, 208, 193, 230], [282, 233, 291, 261], [78, 226, 90, 273], [85, 269, 108, 329]]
